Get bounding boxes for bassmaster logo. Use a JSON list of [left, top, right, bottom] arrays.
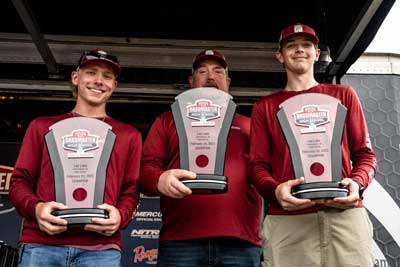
[[0, 165, 16, 214], [62, 129, 99, 158], [187, 99, 221, 126], [133, 246, 158, 264], [293, 105, 330, 134]]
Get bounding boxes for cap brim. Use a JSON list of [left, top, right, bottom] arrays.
[[280, 33, 319, 46], [193, 55, 227, 69], [78, 58, 121, 75]]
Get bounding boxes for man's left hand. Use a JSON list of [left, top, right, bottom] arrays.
[[84, 203, 121, 236], [322, 178, 361, 209]]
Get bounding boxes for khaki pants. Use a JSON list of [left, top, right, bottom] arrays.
[[261, 208, 374, 267]]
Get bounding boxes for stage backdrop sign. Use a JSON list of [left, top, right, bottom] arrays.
[[0, 142, 23, 248], [121, 194, 162, 266]]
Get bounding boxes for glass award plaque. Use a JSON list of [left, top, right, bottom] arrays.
[[276, 93, 349, 199], [171, 87, 236, 194], [45, 117, 116, 225]]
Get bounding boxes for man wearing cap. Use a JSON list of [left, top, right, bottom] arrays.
[[140, 49, 262, 266], [10, 49, 142, 266], [249, 23, 376, 266]]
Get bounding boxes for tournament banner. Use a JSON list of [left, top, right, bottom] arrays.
[[121, 193, 162, 266], [0, 142, 22, 248]]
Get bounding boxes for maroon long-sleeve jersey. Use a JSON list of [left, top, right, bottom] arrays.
[[140, 112, 262, 246], [249, 84, 376, 215], [10, 113, 142, 249]]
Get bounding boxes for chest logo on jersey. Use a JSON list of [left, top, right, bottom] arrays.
[[186, 99, 221, 127], [62, 129, 99, 158], [292, 105, 330, 133]]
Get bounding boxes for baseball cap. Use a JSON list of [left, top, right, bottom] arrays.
[[279, 23, 319, 47], [192, 50, 227, 70], [76, 49, 121, 76]]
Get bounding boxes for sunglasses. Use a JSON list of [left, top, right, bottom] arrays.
[[78, 50, 120, 66]]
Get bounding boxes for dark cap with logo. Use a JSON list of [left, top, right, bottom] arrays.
[[76, 49, 121, 76]]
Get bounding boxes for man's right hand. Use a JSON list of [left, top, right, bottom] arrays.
[[157, 169, 196, 198], [275, 177, 316, 211], [35, 201, 68, 235]]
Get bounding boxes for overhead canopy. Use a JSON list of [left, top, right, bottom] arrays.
[[0, 0, 396, 104]]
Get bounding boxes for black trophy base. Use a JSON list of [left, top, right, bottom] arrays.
[[292, 182, 349, 199], [52, 208, 109, 226], [181, 174, 228, 194]]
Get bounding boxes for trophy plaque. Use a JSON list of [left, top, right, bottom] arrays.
[[45, 117, 116, 225], [276, 93, 349, 199], [171, 87, 236, 194]]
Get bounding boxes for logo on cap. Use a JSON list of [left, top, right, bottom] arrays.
[[205, 50, 216, 56], [97, 50, 107, 55], [294, 24, 303, 33], [192, 49, 227, 70]]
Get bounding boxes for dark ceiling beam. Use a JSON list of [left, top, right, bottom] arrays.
[[328, 0, 387, 79], [11, 0, 61, 79], [0, 79, 275, 106], [0, 33, 283, 73], [336, 0, 384, 63]]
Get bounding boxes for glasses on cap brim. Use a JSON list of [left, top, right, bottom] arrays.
[[79, 50, 119, 65]]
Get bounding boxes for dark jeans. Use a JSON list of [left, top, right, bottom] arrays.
[[18, 244, 121, 267], [157, 237, 261, 267]]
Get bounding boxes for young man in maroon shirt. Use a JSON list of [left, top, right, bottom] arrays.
[[140, 50, 262, 267], [9, 49, 142, 266], [249, 23, 377, 267]]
